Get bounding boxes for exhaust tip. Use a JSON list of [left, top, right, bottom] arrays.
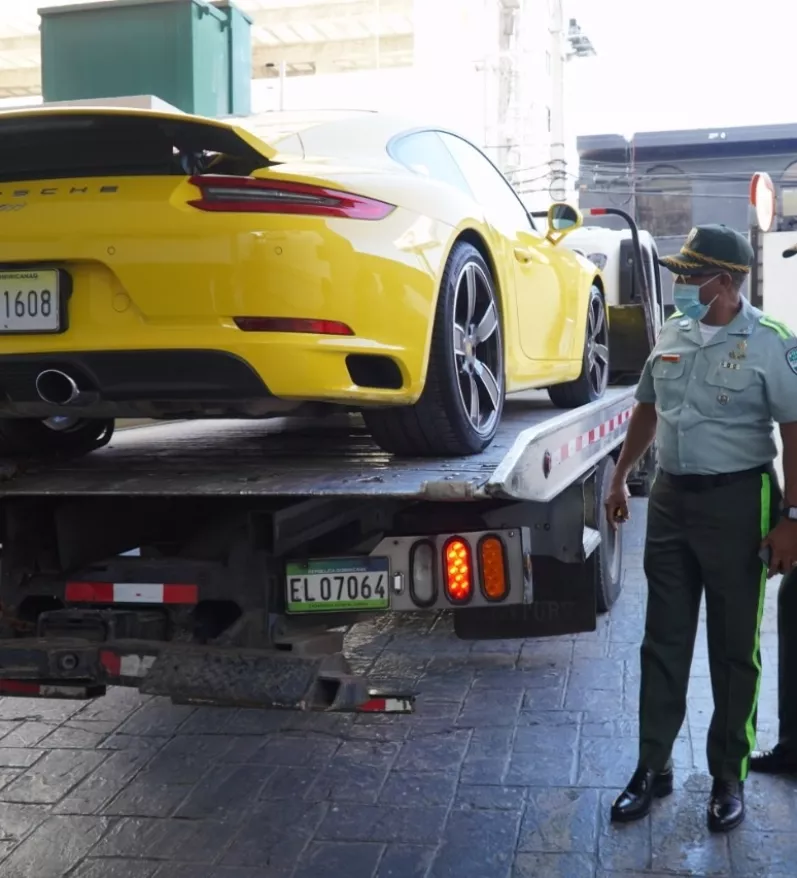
[[35, 369, 81, 406]]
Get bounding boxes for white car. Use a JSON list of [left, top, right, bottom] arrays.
[[564, 223, 665, 384]]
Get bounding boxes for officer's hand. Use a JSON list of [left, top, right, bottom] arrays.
[[605, 478, 630, 531], [761, 519, 797, 578]]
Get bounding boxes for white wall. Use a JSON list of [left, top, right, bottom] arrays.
[[762, 231, 797, 328], [760, 230, 797, 485]]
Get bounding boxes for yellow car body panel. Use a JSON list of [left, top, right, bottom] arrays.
[[0, 106, 601, 420]]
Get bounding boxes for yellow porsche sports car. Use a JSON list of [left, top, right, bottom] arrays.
[[0, 106, 608, 458]]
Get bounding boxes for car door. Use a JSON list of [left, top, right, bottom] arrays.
[[438, 133, 563, 364]]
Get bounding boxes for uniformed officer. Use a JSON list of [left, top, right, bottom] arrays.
[[749, 239, 797, 776], [603, 224, 797, 833]]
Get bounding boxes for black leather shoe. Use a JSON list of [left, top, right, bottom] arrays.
[[707, 779, 744, 833], [610, 765, 674, 823], [749, 744, 797, 775]]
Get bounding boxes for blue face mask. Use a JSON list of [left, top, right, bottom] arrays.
[[673, 275, 720, 322]]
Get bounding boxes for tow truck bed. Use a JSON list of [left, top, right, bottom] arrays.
[[0, 387, 636, 502]]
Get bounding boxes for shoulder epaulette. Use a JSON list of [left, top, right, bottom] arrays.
[[759, 314, 796, 340]]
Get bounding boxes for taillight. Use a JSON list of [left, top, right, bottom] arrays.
[[234, 317, 354, 335], [479, 535, 508, 601], [187, 175, 395, 220], [444, 537, 473, 604], [409, 540, 437, 608]]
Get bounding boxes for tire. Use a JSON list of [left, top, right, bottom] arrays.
[[0, 417, 115, 459], [587, 455, 624, 613], [547, 284, 610, 409], [363, 242, 505, 457]]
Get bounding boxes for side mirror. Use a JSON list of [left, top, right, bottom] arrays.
[[546, 202, 583, 243]]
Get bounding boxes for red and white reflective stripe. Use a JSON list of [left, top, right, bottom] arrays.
[[100, 651, 157, 679], [554, 407, 633, 466], [357, 696, 414, 713], [65, 582, 198, 604], [0, 680, 94, 698]]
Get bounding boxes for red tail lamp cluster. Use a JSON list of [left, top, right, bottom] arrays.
[[187, 175, 395, 220], [409, 535, 509, 607]]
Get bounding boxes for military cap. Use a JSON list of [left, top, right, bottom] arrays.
[[658, 224, 754, 276]]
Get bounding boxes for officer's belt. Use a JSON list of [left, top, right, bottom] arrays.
[[657, 465, 771, 493]]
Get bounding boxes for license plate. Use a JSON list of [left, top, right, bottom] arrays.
[[285, 556, 390, 614], [0, 270, 60, 333]]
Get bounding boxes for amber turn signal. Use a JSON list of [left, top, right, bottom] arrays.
[[479, 535, 508, 600]]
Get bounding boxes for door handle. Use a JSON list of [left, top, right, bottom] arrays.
[[514, 247, 535, 264]]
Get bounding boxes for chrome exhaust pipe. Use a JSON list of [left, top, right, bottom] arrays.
[[35, 369, 82, 406]]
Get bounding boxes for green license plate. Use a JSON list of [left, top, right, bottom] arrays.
[[285, 556, 390, 614]]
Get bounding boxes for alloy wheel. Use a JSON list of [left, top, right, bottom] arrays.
[[452, 262, 503, 436], [586, 294, 610, 397]]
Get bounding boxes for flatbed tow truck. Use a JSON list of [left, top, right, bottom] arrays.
[[0, 208, 660, 717]]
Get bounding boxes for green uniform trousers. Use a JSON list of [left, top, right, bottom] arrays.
[[639, 466, 779, 781]]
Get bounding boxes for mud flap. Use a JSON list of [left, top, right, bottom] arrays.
[[453, 554, 597, 640]]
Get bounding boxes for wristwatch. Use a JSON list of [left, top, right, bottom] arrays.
[[782, 506, 797, 521]]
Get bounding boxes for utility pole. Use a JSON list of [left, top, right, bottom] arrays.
[[550, 5, 596, 202], [548, 0, 567, 201]]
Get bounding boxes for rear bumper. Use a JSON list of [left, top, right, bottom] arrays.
[[0, 637, 376, 710], [0, 342, 421, 419], [0, 205, 445, 413], [0, 349, 271, 401]]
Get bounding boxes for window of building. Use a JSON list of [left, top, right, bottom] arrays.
[[635, 164, 692, 238]]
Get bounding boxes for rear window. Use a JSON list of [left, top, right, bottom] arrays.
[[0, 112, 275, 183]]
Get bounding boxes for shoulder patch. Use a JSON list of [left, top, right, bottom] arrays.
[[786, 347, 797, 375], [760, 315, 796, 340]]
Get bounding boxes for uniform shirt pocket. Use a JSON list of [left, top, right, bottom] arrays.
[[703, 364, 757, 414], [705, 364, 755, 392], [650, 357, 687, 410]]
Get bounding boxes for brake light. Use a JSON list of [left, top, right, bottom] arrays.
[[585, 207, 608, 215], [479, 535, 508, 601], [188, 175, 395, 220], [444, 537, 473, 604], [234, 317, 354, 335]]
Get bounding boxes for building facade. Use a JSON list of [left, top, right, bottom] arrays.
[[576, 122, 797, 301]]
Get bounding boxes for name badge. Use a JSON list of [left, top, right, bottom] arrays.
[[661, 354, 681, 363]]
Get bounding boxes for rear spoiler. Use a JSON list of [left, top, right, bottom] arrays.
[[0, 108, 278, 183]]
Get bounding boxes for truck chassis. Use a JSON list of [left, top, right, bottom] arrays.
[[0, 387, 639, 713]]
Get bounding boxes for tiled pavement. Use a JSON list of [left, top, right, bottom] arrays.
[[0, 498, 794, 878]]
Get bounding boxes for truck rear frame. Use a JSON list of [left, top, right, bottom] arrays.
[[0, 387, 639, 713]]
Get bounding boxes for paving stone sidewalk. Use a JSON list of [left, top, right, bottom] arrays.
[[0, 498, 794, 878]]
